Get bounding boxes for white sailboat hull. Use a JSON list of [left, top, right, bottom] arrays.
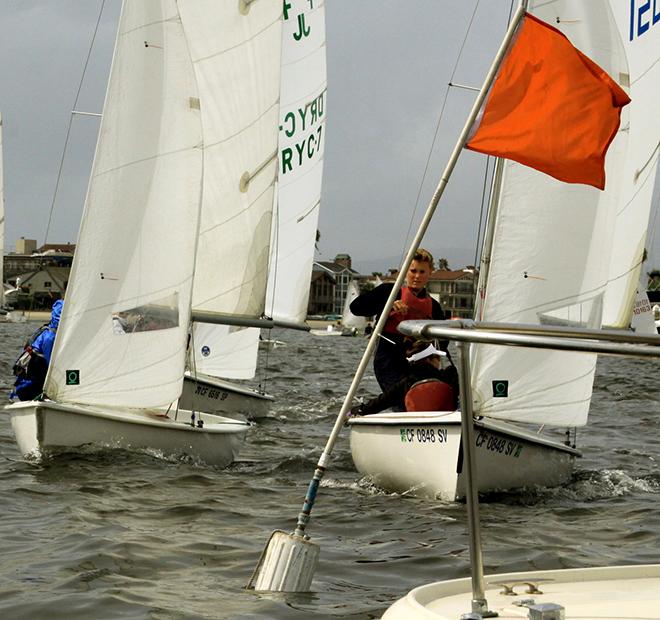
[[382, 564, 660, 619], [348, 412, 578, 501], [7, 399, 250, 467], [180, 372, 273, 419]]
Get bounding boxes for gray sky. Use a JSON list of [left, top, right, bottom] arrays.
[[1, 1, 658, 275]]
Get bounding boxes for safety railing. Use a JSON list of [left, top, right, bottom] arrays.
[[398, 319, 660, 618]]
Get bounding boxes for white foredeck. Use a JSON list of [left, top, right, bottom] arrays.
[[382, 564, 660, 619]]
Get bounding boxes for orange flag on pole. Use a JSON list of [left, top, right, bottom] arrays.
[[465, 13, 630, 190]]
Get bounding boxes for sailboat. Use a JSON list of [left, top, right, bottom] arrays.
[[179, 0, 326, 419], [180, 324, 273, 419], [310, 280, 366, 336], [6, 1, 293, 465], [347, 0, 660, 501]]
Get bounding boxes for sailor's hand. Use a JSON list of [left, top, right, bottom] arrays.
[[347, 404, 364, 418], [392, 301, 408, 314]]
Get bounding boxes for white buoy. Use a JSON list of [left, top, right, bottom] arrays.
[[248, 530, 320, 592]]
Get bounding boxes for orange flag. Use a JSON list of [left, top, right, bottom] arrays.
[[466, 13, 630, 190]]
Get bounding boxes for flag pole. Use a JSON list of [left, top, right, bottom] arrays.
[[249, 1, 529, 593]]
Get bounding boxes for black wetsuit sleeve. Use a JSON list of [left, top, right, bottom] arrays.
[[360, 376, 411, 415], [349, 283, 396, 318], [431, 298, 446, 320]]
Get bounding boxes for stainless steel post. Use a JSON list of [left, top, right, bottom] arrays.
[[457, 340, 493, 617]]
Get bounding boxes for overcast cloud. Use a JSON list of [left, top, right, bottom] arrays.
[[0, 1, 658, 275]]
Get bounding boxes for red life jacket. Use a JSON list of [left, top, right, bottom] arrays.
[[384, 286, 433, 335]]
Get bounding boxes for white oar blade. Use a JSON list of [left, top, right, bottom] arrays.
[[249, 530, 319, 592]]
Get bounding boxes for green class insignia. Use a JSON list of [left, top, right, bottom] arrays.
[[492, 380, 508, 398], [66, 370, 80, 385]]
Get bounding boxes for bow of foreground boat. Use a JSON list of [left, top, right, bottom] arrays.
[[382, 564, 660, 619]]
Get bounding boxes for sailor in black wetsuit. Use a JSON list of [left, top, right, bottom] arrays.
[[350, 248, 446, 393]]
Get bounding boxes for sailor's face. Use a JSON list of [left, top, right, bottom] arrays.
[[407, 260, 430, 291]]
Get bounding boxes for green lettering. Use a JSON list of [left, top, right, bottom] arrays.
[[317, 92, 324, 119], [316, 124, 323, 151], [307, 133, 316, 158], [293, 14, 311, 40], [295, 141, 305, 166], [283, 111, 296, 137], [283, 0, 292, 20], [281, 147, 293, 174], [298, 105, 308, 131]]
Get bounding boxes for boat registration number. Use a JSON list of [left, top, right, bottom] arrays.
[[476, 431, 523, 458], [400, 428, 448, 444], [194, 385, 229, 401]]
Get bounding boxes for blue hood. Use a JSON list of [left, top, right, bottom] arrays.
[[49, 299, 63, 329]]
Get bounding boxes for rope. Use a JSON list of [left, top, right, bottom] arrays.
[[399, 0, 483, 262], [27, 1, 106, 315], [42, 0, 107, 248]]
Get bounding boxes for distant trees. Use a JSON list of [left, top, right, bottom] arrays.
[[437, 257, 450, 271]]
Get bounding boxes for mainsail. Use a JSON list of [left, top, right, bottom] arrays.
[[185, 2, 282, 320], [265, 0, 327, 326], [601, 2, 660, 327], [192, 0, 326, 380], [182, 1, 282, 381], [46, 1, 204, 408], [471, 0, 659, 427]]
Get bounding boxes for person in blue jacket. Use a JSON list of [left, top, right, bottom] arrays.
[[11, 299, 63, 401]]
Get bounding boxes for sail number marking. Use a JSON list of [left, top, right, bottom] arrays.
[[630, 0, 660, 40], [400, 428, 448, 444], [194, 385, 229, 401], [476, 431, 523, 458]]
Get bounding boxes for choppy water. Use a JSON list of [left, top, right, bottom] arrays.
[[0, 321, 659, 619]]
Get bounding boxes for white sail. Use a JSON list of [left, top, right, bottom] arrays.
[[472, 1, 635, 427], [0, 112, 4, 308], [265, 0, 327, 325], [180, 2, 281, 382], [190, 323, 259, 380], [188, 2, 325, 383], [184, 1, 282, 319], [342, 280, 366, 330], [602, 2, 660, 327], [45, 1, 204, 408]]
